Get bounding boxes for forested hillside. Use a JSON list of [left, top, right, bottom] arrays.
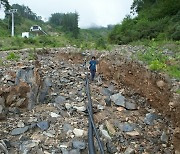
[[0, 3, 110, 50], [109, 0, 180, 44]]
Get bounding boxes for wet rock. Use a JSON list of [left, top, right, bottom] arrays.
[[11, 126, 29, 136], [161, 131, 169, 143], [124, 147, 135, 154], [106, 142, 117, 154], [144, 113, 159, 125], [72, 140, 86, 150], [55, 96, 66, 104], [73, 128, 84, 137], [110, 93, 125, 107], [37, 121, 49, 131]]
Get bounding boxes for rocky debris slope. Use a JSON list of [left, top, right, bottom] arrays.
[[0, 47, 178, 154]]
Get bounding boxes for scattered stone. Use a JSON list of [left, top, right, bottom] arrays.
[[105, 120, 116, 135], [106, 142, 117, 154], [126, 131, 140, 136], [73, 128, 84, 137], [20, 140, 39, 153], [11, 126, 29, 136], [69, 149, 80, 154], [55, 96, 66, 104], [97, 104, 104, 110], [0, 104, 6, 120], [156, 80, 165, 88], [110, 93, 125, 107], [0, 96, 5, 105], [43, 131, 55, 138], [122, 123, 135, 132], [101, 88, 113, 96], [63, 123, 73, 132], [6, 94, 16, 106], [74, 106, 86, 112], [117, 107, 125, 112], [144, 113, 159, 125], [124, 147, 135, 154], [17, 121, 25, 128], [99, 125, 111, 140], [50, 112, 60, 118], [0, 140, 8, 154], [105, 97, 111, 106], [125, 101, 137, 110], [72, 140, 86, 150], [37, 121, 49, 131], [16, 98, 26, 107], [161, 131, 169, 143], [65, 103, 72, 110]]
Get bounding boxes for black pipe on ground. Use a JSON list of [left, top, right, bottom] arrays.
[[85, 75, 104, 154]]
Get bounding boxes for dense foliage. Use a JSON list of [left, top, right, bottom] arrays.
[[49, 12, 79, 38], [0, 0, 10, 9], [109, 0, 180, 44], [12, 4, 41, 21]]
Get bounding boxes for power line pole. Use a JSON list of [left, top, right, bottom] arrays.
[[5, 9, 17, 37]]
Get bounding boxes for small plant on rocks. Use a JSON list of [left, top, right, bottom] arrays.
[[6, 52, 20, 61]]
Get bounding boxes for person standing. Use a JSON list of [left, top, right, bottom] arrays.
[[89, 56, 98, 81]]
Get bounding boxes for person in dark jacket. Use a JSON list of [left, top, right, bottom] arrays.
[[89, 56, 98, 81]]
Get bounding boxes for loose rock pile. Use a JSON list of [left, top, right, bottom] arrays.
[[0, 48, 177, 154]]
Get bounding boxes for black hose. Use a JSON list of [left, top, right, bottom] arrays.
[[85, 75, 104, 154]]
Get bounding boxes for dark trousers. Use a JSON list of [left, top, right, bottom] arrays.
[[90, 69, 96, 81]]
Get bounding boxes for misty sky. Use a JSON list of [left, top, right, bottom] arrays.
[[0, 0, 134, 28]]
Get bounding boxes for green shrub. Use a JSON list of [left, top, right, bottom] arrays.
[[149, 60, 166, 70], [166, 65, 180, 79], [176, 89, 180, 94], [95, 38, 107, 50], [28, 50, 36, 60], [6, 52, 20, 61], [0, 58, 3, 66]]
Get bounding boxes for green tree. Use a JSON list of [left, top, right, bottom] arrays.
[[49, 12, 79, 38], [0, 0, 10, 10]]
